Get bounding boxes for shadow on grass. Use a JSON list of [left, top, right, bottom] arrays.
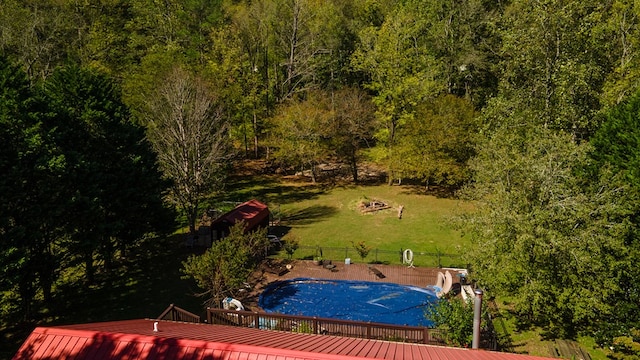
[[269, 225, 292, 238], [398, 184, 457, 199], [284, 205, 338, 225], [221, 175, 327, 205], [2, 234, 204, 359], [0, 324, 34, 360], [51, 234, 203, 326]]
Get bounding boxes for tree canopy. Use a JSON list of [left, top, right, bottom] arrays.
[[145, 67, 231, 235], [460, 124, 640, 338], [5, 0, 640, 353], [182, 223, 269, 307], [0, 59, 174, 323]]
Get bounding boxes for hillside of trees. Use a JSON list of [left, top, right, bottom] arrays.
[[3, 0, 640, 357]]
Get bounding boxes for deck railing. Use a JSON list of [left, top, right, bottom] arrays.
[[157, 304, 202, 323], [206, 307, 447, 345]]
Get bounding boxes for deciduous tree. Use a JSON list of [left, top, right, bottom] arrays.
[[425, 298, 485, 348], [145, 67, 231, 235], [204, 24, 265, 159], [268, 92, 332, 183], [418, 0, 501, 107], [327, 87, 376, 182], [0, 0, 78, 81], [270, 0, 345, 99], [599, 0, 640, 106], [269, 87, 375, 183], [182, 223, 269, 307], [393, 95, 478, 190], [461, 125, 638, 337], [351, 3, 443, 183], [491, 0, 611, 137]]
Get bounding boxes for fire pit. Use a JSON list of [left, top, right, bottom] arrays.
[[358, 198, 391, 213]]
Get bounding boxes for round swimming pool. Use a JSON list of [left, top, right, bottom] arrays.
[[258, 278, 438, 327]]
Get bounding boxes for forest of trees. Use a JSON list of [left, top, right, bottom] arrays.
[[3, 0, 640, 355]]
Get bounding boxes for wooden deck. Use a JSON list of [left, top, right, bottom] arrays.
[[269, 259, 462, 286]]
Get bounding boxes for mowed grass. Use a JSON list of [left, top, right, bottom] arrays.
[[222, 174, 611, 359], [281, 185, 465, 250], [2, 175, 471, 359], [221, 175, 472, 267]]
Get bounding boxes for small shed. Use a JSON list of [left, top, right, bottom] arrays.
[[210, 199, 270, 241]]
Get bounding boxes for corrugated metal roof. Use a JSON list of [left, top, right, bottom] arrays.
[[212, 199, 270, 231], [14, 319, 557, 360]]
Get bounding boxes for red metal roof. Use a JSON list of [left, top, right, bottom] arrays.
[[14, 319, 557, 360], [212, 199, 270, 231]]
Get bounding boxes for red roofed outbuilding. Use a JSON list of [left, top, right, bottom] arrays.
[[210, 199, 270, 242], [14, 319, 557, 360]]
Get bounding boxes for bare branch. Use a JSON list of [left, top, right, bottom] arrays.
[[145, 67, 231, 233]]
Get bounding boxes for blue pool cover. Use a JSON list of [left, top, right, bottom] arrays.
[[258, 278, 438, 327]]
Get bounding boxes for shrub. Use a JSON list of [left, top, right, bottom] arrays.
[[352, 241, 372, 261]]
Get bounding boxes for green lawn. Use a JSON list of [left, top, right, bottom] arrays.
[[220, 176, 472, 267], [221, 175, 609, 360], [1, 173, 609, 360]]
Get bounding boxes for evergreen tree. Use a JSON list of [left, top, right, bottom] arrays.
[[587, 91, 640, 343], [42, 64, 175, 281], [0, 55, 57, 320]]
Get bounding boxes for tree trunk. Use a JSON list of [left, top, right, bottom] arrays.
[[243, 114, 249, 157], [187, 204, 199, 236], [41, 255, 54, 303], [40, 237, 55, 304], [253, 111, 259, 159], [285, 0, 300, 98], [19, 271, 35, 321], [310, 164, 317, 183], [85, 250, 95, 284], [101, 238, 113, 274], [350, 151, 358, 183]]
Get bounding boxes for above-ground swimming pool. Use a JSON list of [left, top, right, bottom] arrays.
[[258, 278, 438, 327]]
